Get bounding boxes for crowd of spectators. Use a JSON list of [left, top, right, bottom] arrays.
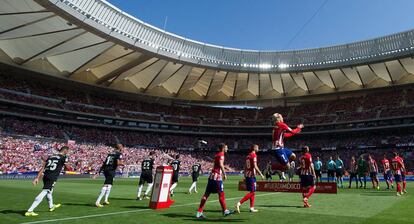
[[1, 73, 414, 127], [1, 134, 413, 175]]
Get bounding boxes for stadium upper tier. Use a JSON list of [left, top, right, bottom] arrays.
[[1, 0, 414, 102]]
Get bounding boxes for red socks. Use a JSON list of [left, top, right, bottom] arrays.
[[304, 186, 316, 199], [239, 192, 256, 208], [403, 181, 407, 190], [219, 192, 227, 211], [198, 194, 209, 212], [397, 183, 401, 193]]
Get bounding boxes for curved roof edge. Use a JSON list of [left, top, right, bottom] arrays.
[[39, 0, 414, 73]]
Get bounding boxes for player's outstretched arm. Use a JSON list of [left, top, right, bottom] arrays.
[[283, 124, 304, 138]]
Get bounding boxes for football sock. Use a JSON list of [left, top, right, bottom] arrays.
[[46, 190, 54, 208], [239, 192, 254, 204], [145, 183, 153, 196], [307, 186, 316, 199], [397, 183, 401, 193], [403, 181, 407, 190], [104, 185, 112, 202], [249, 192, 255, 208], [28, 189, 48, 212], [170, 183, 177, 193], [198, 194, 209, 212], [218, 192, 227, 211], [137, 185, 143, 198], [96, 186, 106, 204], [189, 182, 196, 192]]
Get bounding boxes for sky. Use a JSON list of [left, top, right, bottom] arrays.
[[107, 0, 414, 51]]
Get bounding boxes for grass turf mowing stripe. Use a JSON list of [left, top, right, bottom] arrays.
[[21, 192, 280, 223]]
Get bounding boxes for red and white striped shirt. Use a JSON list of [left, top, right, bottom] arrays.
[[244, 152, 257, 178], [272, 122, 301, 148], [381, 159, 390, 172], [300, 153, 313, 175], [209, 152, 225, 180], [368, 159, 378, 173]]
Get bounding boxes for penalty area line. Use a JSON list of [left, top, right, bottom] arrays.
[[21, 192, 280, 224]]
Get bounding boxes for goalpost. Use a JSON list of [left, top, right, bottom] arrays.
[[123, 165, 140, 178]]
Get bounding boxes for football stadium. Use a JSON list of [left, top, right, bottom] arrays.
[[1, 0, 414, 223]]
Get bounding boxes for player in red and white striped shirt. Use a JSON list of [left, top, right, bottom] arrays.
[[299, 146, 316, 208], [272, 113, 302, 170], [367, 154, 379, 190], [381, 154, 394, 190], [235, 144, 264, 213], [391, 152, 405, 196], [196, 143, 232, 218]]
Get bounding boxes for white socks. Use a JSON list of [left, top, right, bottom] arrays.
[[28, 189, 48, 212], [145, 183, 153, 196], [46, 190, 54, 208], [104, 185, 112, 202], [137, 185, 143, 198], [170, 183, 177, 194], [189, 182, 197, 193], [96, 185, 108, 204]]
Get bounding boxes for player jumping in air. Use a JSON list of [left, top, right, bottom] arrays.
[[137, 151, 155, 200], [391, 152, 405, 196], [235, 144, 265, 213], [188, 162, 203, 194], [25, 146, 70, 217], [367, 154, 380, 190], [170, 155, 181, 197], [381, 154, 394, 190], [271, 113, 302, 170], [299, 146, 316, 208], [94, 144, 124, 207], [196, 143, 232, 218]]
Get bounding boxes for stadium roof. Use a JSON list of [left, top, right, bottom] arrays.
[[1, 0, 414, 102]]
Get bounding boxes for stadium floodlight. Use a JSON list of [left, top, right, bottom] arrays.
[[278, 63, 289, 69], [259, 63, 272, 69]]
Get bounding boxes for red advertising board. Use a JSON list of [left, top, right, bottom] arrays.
[[238, 181, 337, 194]]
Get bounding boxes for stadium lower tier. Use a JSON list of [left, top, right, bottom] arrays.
[[0, 116, 413, 174]]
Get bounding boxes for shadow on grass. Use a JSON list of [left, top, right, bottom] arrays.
[[64, 202, 94, 207], [122, 205, 149, 209], [110, 197, 137, 201], [162, 213, 245, 222], [359, 192, 396, 196], [0, 209, 26, 216], [257, 204, 303, 208]]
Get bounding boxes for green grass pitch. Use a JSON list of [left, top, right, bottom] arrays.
[[0, 176, 413, 224]]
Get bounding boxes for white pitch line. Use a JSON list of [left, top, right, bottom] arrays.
[[21, 192, 280, 224]]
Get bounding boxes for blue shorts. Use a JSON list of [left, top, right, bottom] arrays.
[[384, 171, 392, 181], [402, 173, 406, 181], [245, 177, 256, 192], [300, 175, 315, 188], [394, 174, 402, 183], [273, 147, 292, 165], [205, 179, 223, 194]]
